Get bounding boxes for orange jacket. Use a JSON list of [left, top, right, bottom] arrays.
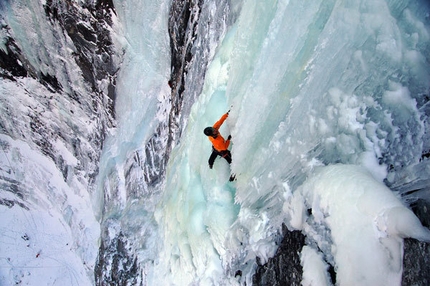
[[208, 113, 230, 151]]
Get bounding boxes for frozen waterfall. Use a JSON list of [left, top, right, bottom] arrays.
[[1, 0, 430, 285]]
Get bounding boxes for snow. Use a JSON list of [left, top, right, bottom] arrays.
[[1, 1, 108, 284], [296, 165, 430, 286], [0, 135, 98, 285], [1, 207, 89, 285], [301, 245, 332, 286], [53, 139, 79, 167], [1, 0, 430, 285]]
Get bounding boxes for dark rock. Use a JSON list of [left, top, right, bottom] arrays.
[[0, 31, 28, 78], [43, 0, 118, 113], [166, 0, 204, 150], [410, 199, 430, 228], [40, 72, 62, 92], [401, 199, 430, 285], [253, 225, 306, 286], [402, 238, 430, 286], [95, 230, 142, 286]]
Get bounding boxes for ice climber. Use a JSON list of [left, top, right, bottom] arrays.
[[203, 111, 234, 181]]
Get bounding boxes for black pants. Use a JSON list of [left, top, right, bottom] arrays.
[[208, 148, 232, 167]]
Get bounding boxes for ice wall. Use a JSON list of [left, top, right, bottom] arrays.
[[94, 0, 235, 284], [151, 0, 430, 285]]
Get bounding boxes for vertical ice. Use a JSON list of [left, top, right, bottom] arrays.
[[151, 0, 430, 285], [1, 0, 430, 285]]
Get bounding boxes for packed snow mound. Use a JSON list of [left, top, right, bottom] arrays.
[[295, 164, 430, 286]]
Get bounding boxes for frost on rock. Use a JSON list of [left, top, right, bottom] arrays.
[[0, 0, 117, 284]]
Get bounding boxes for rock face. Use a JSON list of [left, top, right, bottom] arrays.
[[401, 197, 430, 286], [0, 0, 117, 178], [253, 226, 306, 286], [44, 0, 118, 112], [403, 238, 430, 286], [1, 0, 118, 284]]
